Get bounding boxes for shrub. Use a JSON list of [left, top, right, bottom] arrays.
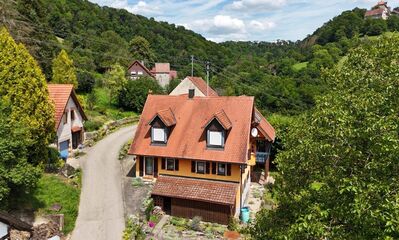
[[123, 218, 145, 240], [77, 70, 95, 93], [144, 198, 154, 220], [84, 120, 103, 132], [189, 216, 202, 231], [228, 217, 240, 231], [45, 147, 63, 172], [131, 178, 144, 187], [117, 77, 163, 112]]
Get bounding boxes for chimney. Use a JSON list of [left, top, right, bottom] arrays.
[[188, 89, 195, 99]]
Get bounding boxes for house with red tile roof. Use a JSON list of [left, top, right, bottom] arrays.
[[169, 76, 218, 97], [127, 60, 154, 80], [48, 84, 87, 158], [150, 63, 177, 87], [129, 93, 275, 224], [365, 1, 391, 19]]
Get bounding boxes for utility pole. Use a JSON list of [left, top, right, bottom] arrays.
[[206, 61, 210, 96], [191, 55, 194, 77]]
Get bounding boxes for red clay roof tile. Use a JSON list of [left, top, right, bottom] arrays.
[[149, 108, 176, 127], [204, 110, 232, 130], [129, 94, 254, 164], [152, 175, 238, 205], [187, 76, 219, 97]]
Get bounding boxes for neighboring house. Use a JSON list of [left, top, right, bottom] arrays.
[[127, 60, 154, 80], [169, 76, 218, 97], [0, 211, 32, 240], [128, 93, 275, 224], [150, 63, 177, 87], [365, 1, 391, 19], [48, 84, 87, 158]]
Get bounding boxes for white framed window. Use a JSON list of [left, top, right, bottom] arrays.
[[63, 112, 68, 124], [166, 158, 175, 170], [196, 161, 206, 174], [152, 127, 166, 143], [131, 71, 137, 75], [138, 71, 143, 75], [217, 163, 226, 176], [207, 130, 224, 147]]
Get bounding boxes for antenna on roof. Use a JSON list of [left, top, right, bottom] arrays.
[[191, 55, 194, 77], [206, 61, 210, 96]]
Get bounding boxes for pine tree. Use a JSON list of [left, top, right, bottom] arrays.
[[0, 27, 55, 165], [52, 49, 78, 88]]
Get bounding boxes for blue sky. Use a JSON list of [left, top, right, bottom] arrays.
[[89, 0, 399, 42]]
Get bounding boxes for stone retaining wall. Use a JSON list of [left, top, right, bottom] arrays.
[[84, 116, 139, 145]]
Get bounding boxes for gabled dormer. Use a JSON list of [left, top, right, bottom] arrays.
[[148, 108, 176, 145], [203, 110, 232, 149]]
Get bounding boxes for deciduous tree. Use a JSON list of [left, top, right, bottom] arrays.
[[251, 34, 399, 239]]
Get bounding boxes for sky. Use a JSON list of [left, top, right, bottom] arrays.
[[89, 0, 399, 42]]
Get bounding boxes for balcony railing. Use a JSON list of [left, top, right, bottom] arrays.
[[256, 152, 269, 163]]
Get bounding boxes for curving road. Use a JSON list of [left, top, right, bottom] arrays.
[[72, 125, 136, 240]]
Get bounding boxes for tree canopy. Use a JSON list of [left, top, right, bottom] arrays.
[[251, 33, 399, 239], [0, 27, 55, 165], [52, 49, 78, 88]]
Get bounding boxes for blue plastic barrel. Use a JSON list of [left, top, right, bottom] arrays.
[[240, 207, 250, 223]]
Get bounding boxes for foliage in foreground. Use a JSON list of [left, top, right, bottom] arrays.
[[0, 102, 42, 208], [0, 27, 55, 165], [251, 34, 399, 239]]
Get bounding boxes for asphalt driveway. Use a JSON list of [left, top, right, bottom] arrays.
[[71, 125, 136, 240]]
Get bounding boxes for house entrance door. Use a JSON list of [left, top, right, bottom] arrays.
[[145, 157, 154, 176], [163, 197, 171, 214], [72, 131, 81, 149]]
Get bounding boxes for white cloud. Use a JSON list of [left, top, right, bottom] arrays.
[[229, 0, 287, 10], [190, 15, 246, 35], [249, 20, 276, 31]]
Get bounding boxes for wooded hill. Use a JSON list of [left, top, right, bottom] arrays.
[[3, 0, 399, 115]]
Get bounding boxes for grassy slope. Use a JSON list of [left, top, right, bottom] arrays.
[[292, 61, 308, 71], [13, 174, 81, 234], [78, 87, 138, 131]]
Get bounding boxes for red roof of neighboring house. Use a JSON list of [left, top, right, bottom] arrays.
[[169, 70, 177, 79], [129, 94, 254, 163], [48, 84, 87, 129], [365, 8, 385, 16], [127, 60, 154, 77], [186, 76, 219, 97], [152, 175, 238, 205], [254, 108, 275, 142], [151, 63, 170, 73]]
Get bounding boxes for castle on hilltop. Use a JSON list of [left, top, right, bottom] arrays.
[[365, 1, 399, 20]]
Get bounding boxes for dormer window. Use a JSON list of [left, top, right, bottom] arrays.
[[203, 110, 232, 149], [148, 108, 176, 145], [152, 127, 167, 143], [207, 130, 224, 147]]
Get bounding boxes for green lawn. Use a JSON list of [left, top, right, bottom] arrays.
[[13, 174, 81, 234], [292, 61, 308, 71], [78, 87, 138, 131]]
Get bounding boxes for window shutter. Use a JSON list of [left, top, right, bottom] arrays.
[[212, 162, 216, 174], [154, 158, 158, 177], [161, 158, 166, 169], [227, 164, 231, 176], [206, 162, 210, 174], [191, 161, 196, 173], [175, 159, 179, 171], [139, 157, 144, 177]]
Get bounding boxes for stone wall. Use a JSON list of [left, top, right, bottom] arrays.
[[84, 116, 139, 145]]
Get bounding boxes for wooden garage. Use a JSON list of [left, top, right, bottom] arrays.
[[151, 175, 238, 225]]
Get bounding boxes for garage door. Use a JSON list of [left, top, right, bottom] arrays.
[[59, 140, 69, 159]]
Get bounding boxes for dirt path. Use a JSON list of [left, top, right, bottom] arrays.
[[71, 125, 136, 240]]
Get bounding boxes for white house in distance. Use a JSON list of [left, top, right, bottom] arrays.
[[169, 76, 218, 97], [48, 84, 87, 158]]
